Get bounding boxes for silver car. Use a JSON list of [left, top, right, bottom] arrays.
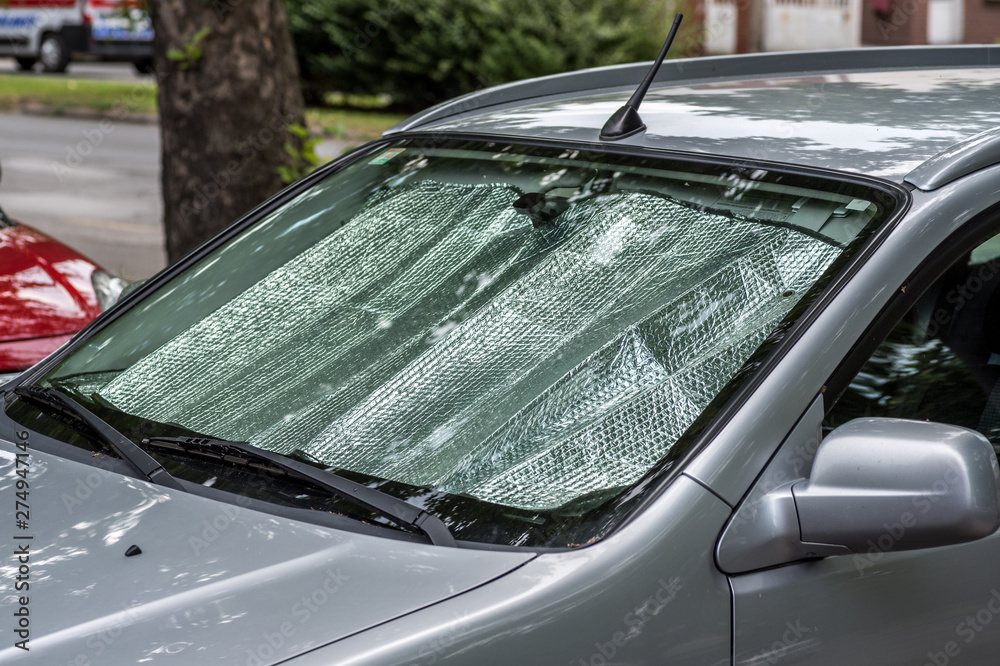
[[4, 45, 1000, 665]]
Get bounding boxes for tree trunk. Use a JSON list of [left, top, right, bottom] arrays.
[[149, 0, 305, 263]]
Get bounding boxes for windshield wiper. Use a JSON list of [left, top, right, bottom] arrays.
[[144, 436, 457, 547], [12, 386, 185, 491]]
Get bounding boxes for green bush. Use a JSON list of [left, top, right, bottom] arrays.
[[287, 0, 701, 111]]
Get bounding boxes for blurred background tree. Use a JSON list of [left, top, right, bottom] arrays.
[[149, 0, 305, 262], [287, 0, 702, 111], [148, 0, 701, 262]]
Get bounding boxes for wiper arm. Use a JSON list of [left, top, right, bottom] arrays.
[[144, 436, 457, 547], [12, 386, 184, 491]]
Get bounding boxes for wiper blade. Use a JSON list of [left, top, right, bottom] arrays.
[[144, 436, 457, 547], [12, 386, 184, 491]]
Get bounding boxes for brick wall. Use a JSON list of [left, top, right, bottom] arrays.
[[860, 0, 928, 45], [964, 1, 1000, 43]]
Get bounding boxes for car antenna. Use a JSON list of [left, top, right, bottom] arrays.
[[600, 13, 683, 142]]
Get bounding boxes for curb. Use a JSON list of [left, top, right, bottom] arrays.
[[7, 104, 158, 125]]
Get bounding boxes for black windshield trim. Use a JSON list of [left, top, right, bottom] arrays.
[[12, 386, 185, 491], [145, 436, 457, 547]]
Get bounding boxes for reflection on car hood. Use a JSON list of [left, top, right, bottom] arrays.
[[0, 441, 535, 664], [0, 224, 100, 342]]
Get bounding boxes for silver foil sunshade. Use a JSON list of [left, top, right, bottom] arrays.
[[100, 181, 839, 510]]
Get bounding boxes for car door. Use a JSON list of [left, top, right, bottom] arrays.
[[725, 207, 1000, 665]]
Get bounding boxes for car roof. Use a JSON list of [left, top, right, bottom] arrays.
[[386, 46, 1000, 188]]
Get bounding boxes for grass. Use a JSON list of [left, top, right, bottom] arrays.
[[0, 73, 158, 116], [306, 107, 407, 143], [0, 73, 407, 141]]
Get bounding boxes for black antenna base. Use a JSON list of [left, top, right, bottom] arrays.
[[599, 104, 646, 141], [598, 13, 683, 142]]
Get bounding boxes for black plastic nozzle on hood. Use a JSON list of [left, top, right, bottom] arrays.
[[599, 13, 683, 142]]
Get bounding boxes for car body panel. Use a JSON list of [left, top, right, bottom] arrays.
[[732, 543, 1000, 666], [420, 67, 1000, 185], [723, 390, 1000, 665], [0, 439, 535, 664], [905, 126, 1000, 191], [0, 332, 74, 372], [0, 223, 101, 343], [274, 475, 732, 666], [389, 45, 1000, 141]]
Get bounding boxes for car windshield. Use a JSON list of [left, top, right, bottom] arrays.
[[11, 138, 900, 547]]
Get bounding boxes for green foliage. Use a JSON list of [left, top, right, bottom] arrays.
[[286, 0, 701, 111], [278, 123, 325, 185], [108, 4, 150, 31], [167, 26, 211, 71]]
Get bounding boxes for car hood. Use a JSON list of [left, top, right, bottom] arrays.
[[0, 441, 535, 664], [0, 224, 100, 343]]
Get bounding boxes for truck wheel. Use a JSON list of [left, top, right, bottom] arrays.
[[39, 34, 69, 73], [14, 57, 37, 71], [133, 58, 155, 75]]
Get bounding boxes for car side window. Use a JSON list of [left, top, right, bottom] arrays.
[[827, 232, 1000, 443]]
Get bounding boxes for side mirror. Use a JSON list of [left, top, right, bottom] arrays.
[[717, 418, 1000, 574], [117, 278, 147, 302]]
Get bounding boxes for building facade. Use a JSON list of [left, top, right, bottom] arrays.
[[703, 0, 1000, 53]]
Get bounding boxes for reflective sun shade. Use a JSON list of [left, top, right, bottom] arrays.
[[36, 139, 899, 544]]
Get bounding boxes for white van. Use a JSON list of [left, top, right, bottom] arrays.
[[0, 0, 152, 74]]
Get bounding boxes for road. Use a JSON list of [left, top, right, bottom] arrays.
[[0, 112, 165, 280], [0, 58, 148, 81], [0, 84, 348, 281]]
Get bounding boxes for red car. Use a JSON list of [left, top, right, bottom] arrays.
[[0, 203, 123, 377]]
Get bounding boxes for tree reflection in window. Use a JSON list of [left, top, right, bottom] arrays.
[[828, 243, 1000, 444]]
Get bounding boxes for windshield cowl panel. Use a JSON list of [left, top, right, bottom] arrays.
[[15, 139, 901, 548]]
